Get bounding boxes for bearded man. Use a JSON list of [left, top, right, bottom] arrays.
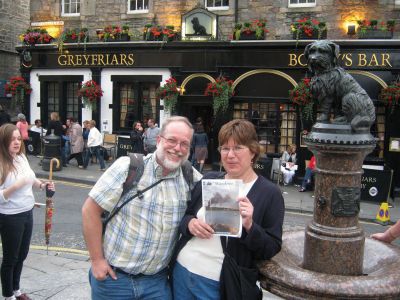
[[82, 116, 202, 300]]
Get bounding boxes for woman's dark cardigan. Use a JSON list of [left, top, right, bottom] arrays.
[[173, 171, 285, 271]]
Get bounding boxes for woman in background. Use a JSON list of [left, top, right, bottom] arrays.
[[0, 124, 55, 300], [16, 114, 29, 150], [83, 120, 105, 171], [173, 119, 284, 300], [129, 121, 144, 154], [192, 124, 208, 173], [299, 156, 315, 192], [280, 144, 297, 185]]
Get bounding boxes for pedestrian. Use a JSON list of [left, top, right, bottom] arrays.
[[16, 114, 29, 150], [29, 119, 47, 137], [82, 120, 105, 171], [192, 124, 208, 173], [46, 112, 67, 166], [143, 118, 160, 154], [62, 119, 71, 167], [67, 118, 84, 168], [172, 119, 284, 300], [0, 105, 11, 126], [82, 116, 202, 300], [130, 121, 144, 154], [280, 144, 297, 185], [299, 155, 315, 192], [0, 123, 55, 300], [371, 220, 400, 244]]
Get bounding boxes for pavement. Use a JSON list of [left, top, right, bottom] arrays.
[[0, 154, 398, 299]]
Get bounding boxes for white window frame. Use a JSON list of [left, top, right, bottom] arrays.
[[205, 0, 229, 11], [127, 0, 149, 14], [61, 0, 80, 17], [288, 0, 316, 8], [395, 0, 400, 7]]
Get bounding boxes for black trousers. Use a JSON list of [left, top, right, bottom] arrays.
[[0, 209, 33, 297], [69, 152, 84, 166]]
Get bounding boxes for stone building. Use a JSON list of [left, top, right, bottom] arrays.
[[14, 0, 400, 200]]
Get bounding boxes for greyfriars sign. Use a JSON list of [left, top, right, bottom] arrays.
[[181, 7, 217, 40]]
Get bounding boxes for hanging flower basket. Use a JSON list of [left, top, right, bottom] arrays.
[[77, 80, 103, 110], [289, 78, 316, 121], [5, 76, 32, 108], [379, 81, 400, 111], [156, 77, 179, 112], [204, 76, 234, 114]]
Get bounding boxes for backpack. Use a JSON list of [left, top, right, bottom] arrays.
[[102, 153, 194, 232]]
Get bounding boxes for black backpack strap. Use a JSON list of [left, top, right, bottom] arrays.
[[181, 160, 194, 190], [122, 153, 144, 196]]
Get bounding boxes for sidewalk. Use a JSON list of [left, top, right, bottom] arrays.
[[3, 154, 397, 299]]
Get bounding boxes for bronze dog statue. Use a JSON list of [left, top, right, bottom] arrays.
[[191, 17, 207, 35], [304, 40, 375, 132]]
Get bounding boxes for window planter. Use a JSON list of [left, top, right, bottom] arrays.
[[357, 30, 393, 39], [104, 33, 130, 42], [236, 31, 265, 40], [292, 30, 327, 40], [64, 36, 90, 43]]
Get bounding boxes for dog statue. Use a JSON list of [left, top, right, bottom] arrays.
[[304, 40, 375, 133], [191, 17, 207, 35]]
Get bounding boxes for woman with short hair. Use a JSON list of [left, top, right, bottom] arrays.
[[172, 119, 284, 300]]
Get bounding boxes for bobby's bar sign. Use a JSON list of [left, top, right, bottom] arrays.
[[58, 53, 135, 66], [288, 52, 392, 67]]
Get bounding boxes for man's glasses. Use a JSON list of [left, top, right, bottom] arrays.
[[218, 145, 248, 155], [160, 135, 190, 150]]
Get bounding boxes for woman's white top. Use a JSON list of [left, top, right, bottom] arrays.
[[177, 178, 257, 281], [0, 154, 36, 214], [87, 127, 103, 147]]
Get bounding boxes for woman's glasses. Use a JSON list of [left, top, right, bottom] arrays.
[[218, 145, 248, 155]]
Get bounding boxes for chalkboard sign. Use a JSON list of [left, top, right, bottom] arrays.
[[116, 136, 132, 158], [361, 165, 393, 203], [27, 130, 41, 155], [253, 156, 273, 180]]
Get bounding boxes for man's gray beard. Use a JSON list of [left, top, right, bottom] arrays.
[[155, 143, 189, 170]]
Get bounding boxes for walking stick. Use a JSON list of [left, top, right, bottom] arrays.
[[45, 158, 59, 254]]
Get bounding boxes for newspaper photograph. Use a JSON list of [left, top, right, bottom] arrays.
[[202, 179, 243, 237]]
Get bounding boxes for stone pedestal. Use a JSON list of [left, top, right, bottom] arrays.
[[303, 123, 374, 275]]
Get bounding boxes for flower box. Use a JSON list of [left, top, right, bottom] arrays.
[[237, 31, 265, 40], [233, 20, 268, 41], [143, 25, 178, 42], [98, 25, 131, 42], [64, 36, 90, 43], [292, 29, 327, 40], [104, 33, 130, 42], [357, 30, 393, 39], [20, 29, 53, 46]]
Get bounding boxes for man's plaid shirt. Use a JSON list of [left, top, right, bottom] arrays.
[[89, 154, 201, 275]]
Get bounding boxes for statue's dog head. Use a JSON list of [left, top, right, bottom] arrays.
[[304, 40, 340, 74], [191, 17, 200, 27]]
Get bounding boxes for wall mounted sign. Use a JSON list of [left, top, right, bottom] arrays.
[[389, 137, 400, 152], [181, 7, 217, 41]]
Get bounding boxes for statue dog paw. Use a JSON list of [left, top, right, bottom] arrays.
[[304, 40, 375, 132]]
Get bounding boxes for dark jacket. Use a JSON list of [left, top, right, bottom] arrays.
[[130, 129, 144, 154], [0, 110, 11, 126], [46, 120, 65, 147], [173, 171, 284, 273]]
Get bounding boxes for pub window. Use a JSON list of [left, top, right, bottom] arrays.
[[47, 82, 60, 121], [128, 0, 149, 13], [66, 82, 80, 121], [288, 0, 316, 8], [120, 83, 135, 129], [61, 0, 80, 16], [233, 101, 296, 155], [371, 105, 385, 158], [205, 0, 229, 10]]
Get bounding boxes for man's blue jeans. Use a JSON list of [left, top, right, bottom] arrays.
[[172, 262, 220, 300], [89, 268, 172, 300]]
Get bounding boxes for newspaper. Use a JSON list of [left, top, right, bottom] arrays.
[[202, 179, 243, 237]]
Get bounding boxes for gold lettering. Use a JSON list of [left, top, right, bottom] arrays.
[[83, 55, 90, 65], [358, 54, 367, 67], [98, 54, 105, 66], [75, 55, 82, 66], [120, 54, 127, 66], [344, 53, 352, 67], [58, 55, 67, 66], [106, 54, 110, 65], [127, 54, 135, 65], [111, 54, 119, 65], [67, 55, 75, 66], [288, 54, 297, 67], [381, 54, 392, 67], [91, 54, 98, 65], [368, 54, 379, 66], [297, 54, 307, 67]]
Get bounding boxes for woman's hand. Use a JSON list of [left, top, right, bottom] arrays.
[[239, 197, 254, 232], [188, 218, 214, 239], [44, 181, 55, 191]]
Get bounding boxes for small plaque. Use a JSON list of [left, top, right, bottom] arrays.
[[331, 187, 360, 217]]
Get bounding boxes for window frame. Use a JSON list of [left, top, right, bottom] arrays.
[[127, 0, 149, 14], [61, 0, 80, 17], [288, 0, 316, 8], [205, 0, 229, 11]]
